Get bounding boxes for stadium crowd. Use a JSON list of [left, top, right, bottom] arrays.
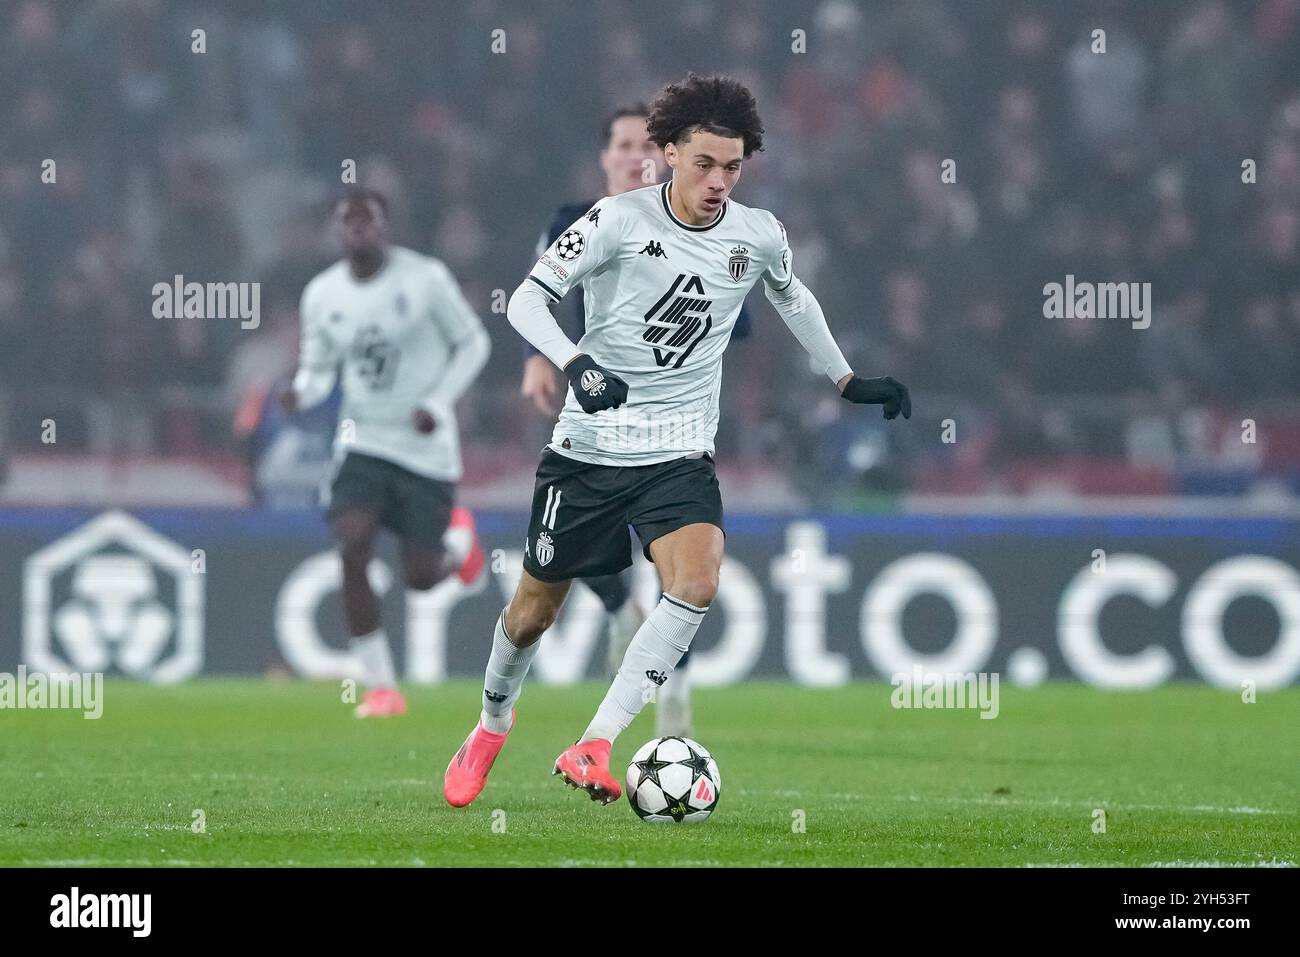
[[2, 0, 1298, 504]]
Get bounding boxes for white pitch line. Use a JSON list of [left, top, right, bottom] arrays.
[[15, 859, 206, 867], [1026, 859, 1296, 868], [752, 790, 1290, 815], [1146, 859, 1295, 868]]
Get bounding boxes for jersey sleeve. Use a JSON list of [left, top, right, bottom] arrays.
[[427, 260, 487, 349], [422, 260, 491, 407], [524, 205, 591, 357], [760, 215, 794, 292], [292, 277, 342, 410], [525, 197, 622, 303], [297, 279, 339, 369]]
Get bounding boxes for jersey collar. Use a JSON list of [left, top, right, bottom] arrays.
[[660, 183, 726, 232]]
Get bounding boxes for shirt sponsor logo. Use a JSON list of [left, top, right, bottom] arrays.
[[538, 255, 569, 282]]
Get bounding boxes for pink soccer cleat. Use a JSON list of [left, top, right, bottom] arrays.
[[444, 711, 514, 808], [449, 507, 486, 586], [552, 738, 622, 805], [354, 687, 407, 718]]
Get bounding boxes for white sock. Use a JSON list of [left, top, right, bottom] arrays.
[[480, 613, 540, 733], [658, 665, 690, 707], [582, 594, 707, 743], [350, 629, 396, 688]]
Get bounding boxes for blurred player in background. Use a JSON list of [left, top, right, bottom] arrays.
[[282, 188, 490, 717], [445, 74, 910, 807], [519, 104, 754, 737]]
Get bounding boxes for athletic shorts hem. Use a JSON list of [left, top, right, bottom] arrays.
[[635, 519, 727, 563]]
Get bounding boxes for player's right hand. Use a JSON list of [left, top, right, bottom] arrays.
[[563, 353, 628, 414], [520, 353, 560, 415], [279, 387, 299, 414]]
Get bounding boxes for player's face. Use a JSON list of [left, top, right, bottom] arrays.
[[664, 130, 743, 223], [333, 198, 387, 258], [600, 115, 661, 193]]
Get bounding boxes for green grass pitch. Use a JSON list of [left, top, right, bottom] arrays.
[[1, 680, 1295, 867]]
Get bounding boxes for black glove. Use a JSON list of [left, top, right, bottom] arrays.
[[563, 354, 629, 413], [842, 375, 911, 420]]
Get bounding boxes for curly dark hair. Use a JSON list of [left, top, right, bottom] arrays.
[[646, 73, 765, 158]]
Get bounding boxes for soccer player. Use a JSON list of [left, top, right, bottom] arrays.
[[283, 188, 491, 718], [519, 103, 753, 736], [444, 74, 909, 807]]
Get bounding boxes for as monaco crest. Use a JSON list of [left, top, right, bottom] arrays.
[[728, 245, 749, 282], [536, 531, 554, 567]]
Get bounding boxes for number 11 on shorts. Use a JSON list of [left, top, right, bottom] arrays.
[[542, 485, 562, 529]]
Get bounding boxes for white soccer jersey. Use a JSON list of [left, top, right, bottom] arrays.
[[526, 183, 798, 466], [295, 246, 490, 481]]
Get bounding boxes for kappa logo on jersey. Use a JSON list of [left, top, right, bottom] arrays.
[[585, 207, 600, 226], [728, 245, 750, 281], [642, 273, 713, 369], [579, 368, 606, 396], [639, 240, 667, 258], [555, 229, 585, 261], [535, 531, 554, 566]]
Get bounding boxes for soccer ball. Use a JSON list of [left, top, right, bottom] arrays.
[[626, 736, 721, 823]]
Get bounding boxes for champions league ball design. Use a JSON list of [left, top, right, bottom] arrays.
[[626, 736, 721, 823], [556, 229, 585, 261]]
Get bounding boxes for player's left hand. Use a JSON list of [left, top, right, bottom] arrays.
[[412, 408, 437, 433], [841, 375, 912, 420]]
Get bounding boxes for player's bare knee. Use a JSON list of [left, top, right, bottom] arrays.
[[337, 536, 373, 572], [670, 570, 718, 608], [505, 595, 560, 643]]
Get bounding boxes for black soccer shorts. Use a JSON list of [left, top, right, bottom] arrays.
[[324, 451, 455, 551], [521, 447, 725, 582]]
